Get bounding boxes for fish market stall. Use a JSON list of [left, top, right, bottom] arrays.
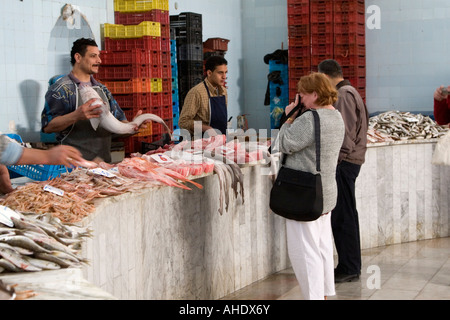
[[0, 117, 449, 300]]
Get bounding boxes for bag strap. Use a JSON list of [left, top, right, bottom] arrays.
[[281, 109, 321, 172]]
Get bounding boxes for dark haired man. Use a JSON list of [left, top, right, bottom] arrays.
[[179, 56, 228, 135], [318, 59, 369, 283], [41, 38, 142, 163]]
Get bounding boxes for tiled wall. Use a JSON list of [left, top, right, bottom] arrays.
[[0, 0, 114, 142], [365, 0, 450, 115], [1, 0, 450, 138]]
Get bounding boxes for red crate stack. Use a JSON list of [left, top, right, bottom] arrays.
[[333, 0, 366, 101], [287, 0, 366, 101], [310, 0, 334, 71], [97, 7, 173, 155], [287, 0, 311, 100]]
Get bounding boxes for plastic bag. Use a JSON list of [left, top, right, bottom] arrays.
[[432, 130, 450, 166]]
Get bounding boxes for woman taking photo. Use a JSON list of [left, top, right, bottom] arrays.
[[277, 72, 345, 300]]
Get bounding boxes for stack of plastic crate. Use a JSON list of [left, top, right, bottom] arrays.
[[333, 0, 366, 101], [97, 0, 172, 154], [170, 12, 203, 109], [310, 0, 334, 72], [287, 0, 366, 102], [287, 0, 311, 101]]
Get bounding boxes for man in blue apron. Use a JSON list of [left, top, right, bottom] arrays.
[[178, 56, 228, 136]]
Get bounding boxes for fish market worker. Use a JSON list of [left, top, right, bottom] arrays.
[[179, 56, 228, 136], [41, 38, 144, 163], [0, 134, 86, 194]]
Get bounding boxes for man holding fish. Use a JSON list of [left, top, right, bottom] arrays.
[[41, 38, 150, 163]]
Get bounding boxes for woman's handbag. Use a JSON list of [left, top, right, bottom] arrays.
[[269, 110, 323, 222]]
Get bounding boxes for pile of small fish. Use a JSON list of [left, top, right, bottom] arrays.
[[0, 169, 152, 223], [0, 208, 90, 274], [369, 111, 449, 142]]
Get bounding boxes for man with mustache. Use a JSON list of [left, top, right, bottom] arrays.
[[41, 38, 141, 163]]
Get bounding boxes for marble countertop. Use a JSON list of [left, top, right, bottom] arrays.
[[0, 268, 117, 300], [367, 137, 440, 148]]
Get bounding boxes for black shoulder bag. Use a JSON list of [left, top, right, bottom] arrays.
[[269, 109, 323, 221]]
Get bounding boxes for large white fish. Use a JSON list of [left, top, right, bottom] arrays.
[[79, 85, 173, 138]]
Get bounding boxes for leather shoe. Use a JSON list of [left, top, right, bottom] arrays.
[[334, 272, 360, 283]]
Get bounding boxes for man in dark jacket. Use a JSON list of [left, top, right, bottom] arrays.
[[318, 59, 369, 283]]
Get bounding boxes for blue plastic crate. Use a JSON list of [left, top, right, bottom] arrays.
[[5, 133, 72, 181], [8, 164, 72, 181]]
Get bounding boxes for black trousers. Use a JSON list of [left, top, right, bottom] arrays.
[[332, 160, 362, 275]]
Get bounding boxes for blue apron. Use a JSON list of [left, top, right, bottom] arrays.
[[204, 81, 227, 135]]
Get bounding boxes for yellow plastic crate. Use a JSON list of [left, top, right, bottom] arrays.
[[114, 0, 169, 12], [104, 22, 161, 39]]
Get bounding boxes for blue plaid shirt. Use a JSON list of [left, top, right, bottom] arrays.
[[41, 73, 126, 141]]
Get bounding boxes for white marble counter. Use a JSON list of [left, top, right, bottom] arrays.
[[359, 139, 449, 248], [81, 164, 289, 300], [0, 268, 116, 300]]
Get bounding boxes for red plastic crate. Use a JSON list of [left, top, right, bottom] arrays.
[[334, 12, 365, 24], [288, 14, 310, 26], [97, 65, 157, 80], [161, 92, 172, 106], [334, 33, 365, 45], [310, 0, 333, 13], [334, 43, 365, 57], [161, 23, 170, 39], [203, 38, 230, 52], [161, 51, 171, 66], [311, 44, 333, 55], [289, 46, 311, 58], [161, 37, 170, 52], [334, 1, 365, 15], [289, 56, 311, 69], [287, 3, 310, 15], [101, 50, 153, 65], [289, 36, 310, 47], [288, 24, 310, 38], [162, 78, 171, 93], [311, 22, 334, 34], [104, 37, 161, 52], [311, 32, 334, 45], [310, 11, 333, 23], [334, 22, 365, 35], [335, 55, 366, 67], [341, 65, 366, 78], [151, 105, 173, 120], [114, 10, 169, 25], [114, 93, 154, 109]]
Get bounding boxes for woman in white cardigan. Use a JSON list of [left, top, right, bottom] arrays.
[[277, 72, 345, 300]]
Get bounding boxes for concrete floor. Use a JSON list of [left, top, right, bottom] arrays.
[[222, 237, 450, 300]]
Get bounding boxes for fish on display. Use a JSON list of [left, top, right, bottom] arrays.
[[0, 209, 90, 274], [79, 85, 173, 138]]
